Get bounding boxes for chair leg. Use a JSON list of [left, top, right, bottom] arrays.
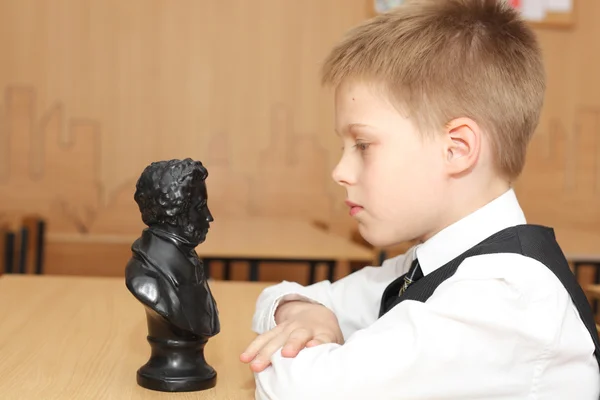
[[5, 232, 15, 274]]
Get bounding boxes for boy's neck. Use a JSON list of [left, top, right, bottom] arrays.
[[420, 178, 511, 243]]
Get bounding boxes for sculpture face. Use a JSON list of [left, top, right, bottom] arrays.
[[186, 180, 214, 244], [133, 158, 214, 245]]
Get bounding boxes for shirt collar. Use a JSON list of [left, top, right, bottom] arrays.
[[415, 188, 526, 276]]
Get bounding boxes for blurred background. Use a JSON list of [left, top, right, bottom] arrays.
[[1, 0, 599, 297]]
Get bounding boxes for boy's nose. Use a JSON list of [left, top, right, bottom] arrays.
[[331, 156, 355, 187]]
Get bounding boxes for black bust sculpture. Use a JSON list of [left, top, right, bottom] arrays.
[[125, 158, 220, 392]]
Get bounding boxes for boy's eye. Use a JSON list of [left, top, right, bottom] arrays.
[[354, 141, 370, 151]]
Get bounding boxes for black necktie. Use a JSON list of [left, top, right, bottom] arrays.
[[379, 257, 425, 317], [398, 258, 423, 295]]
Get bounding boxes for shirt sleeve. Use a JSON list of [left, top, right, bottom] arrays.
[[251, 248, 416, 340], [253, 254, 573, 400]]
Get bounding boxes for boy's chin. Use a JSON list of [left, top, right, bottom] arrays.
[[358, 224, 420, 248], [358, 225, 400, 248]]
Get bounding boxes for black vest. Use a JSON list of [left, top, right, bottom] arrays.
[[379, 224, 600, 370]]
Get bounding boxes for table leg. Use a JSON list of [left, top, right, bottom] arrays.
[[249, 260, 259, 282], [594, 263, 600, 321], [326, 261, 335, 282], [377, 250, 387, 265], [18, 227, 28, 274], [575, 262, 600, 319], [223, 260, 231, 281], [308, 261, 317, 284]]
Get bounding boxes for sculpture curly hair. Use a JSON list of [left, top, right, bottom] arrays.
[[134, 158, 208, 228]]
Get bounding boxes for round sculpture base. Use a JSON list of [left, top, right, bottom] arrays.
[[137, 369, 217, 392], [136, 327, 217, 392]]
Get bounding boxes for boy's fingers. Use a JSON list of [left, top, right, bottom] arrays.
[[281, 328, 312, 357], [306, 333, 336, 347], [251, 334, 290, 372], [249, 359, 271, 373], [239, 352, 255, 363], [240, 327, 281, 363]]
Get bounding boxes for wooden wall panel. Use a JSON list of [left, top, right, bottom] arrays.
[[0, 0, 364, 238], [1, 0, 600, 277], [515, 3, 600, 234]]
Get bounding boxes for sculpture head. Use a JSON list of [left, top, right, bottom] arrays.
[[134, 158, 213, 245]]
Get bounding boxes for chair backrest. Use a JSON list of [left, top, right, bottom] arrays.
[[1, 216, 46, 275], [1, 224, 15, 275], [21, 216, 46, 274]]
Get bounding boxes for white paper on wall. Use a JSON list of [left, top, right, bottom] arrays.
[[374, 0, 406, 13], [521, 0, 548, 21], [547, 0, 572, 12]]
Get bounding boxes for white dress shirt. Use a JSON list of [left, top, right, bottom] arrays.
[[251, 189, 600, 399]]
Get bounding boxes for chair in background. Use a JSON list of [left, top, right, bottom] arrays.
[[1, 224, 15, 275], [1, 215, 46, 275]]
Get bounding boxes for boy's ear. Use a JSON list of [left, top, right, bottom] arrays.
[[442, 117, 481, 175]]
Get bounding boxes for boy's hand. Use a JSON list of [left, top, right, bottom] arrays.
[[240, 301, 344, 372]]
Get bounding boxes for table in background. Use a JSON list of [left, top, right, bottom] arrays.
[[48, 218, 375, 283], [584, 284, 600, 325], [555, 227, 600, 266], [555, 227, 600, 279], [198, 218, 374, 282], [586, 285, 600, 298], [554, 227, 600, 316], [0, 274, 269, 399]]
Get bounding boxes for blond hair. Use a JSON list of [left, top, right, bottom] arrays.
[[322, 0, 545, 179]]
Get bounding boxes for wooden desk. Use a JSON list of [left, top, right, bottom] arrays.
[[553, 227, 600, 317], [585, 285, 600, 300], [584, 285, 600, 325], [554, 227, 600, 264], [48, 218, 375, 282], [0, 275, 269, 399], [554, 227, 600, 287]]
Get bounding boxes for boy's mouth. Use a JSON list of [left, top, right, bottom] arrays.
[[345, 200, 364, 217]]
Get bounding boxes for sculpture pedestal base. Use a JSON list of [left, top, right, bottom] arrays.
[[137, 316, 217, 392], [137, 369, 216, 392]]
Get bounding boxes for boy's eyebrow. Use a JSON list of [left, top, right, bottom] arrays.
[[334, 123, 373, 136], [348, 123, 372, 132]]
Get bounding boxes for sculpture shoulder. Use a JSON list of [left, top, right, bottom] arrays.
[[125, 256, 168, 309]]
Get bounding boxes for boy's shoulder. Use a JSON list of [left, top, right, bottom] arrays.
[[419, 223, 570, 301], [455, 252, 567, 299]]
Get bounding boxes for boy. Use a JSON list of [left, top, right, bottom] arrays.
[[241, 0, 600, 398]]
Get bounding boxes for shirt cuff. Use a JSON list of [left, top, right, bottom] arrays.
[[252, 292, 322, 333]]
